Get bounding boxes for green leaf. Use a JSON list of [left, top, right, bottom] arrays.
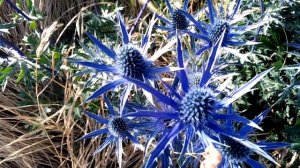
[[29, 20, 38, 30], [26, 0, 32, 10], [16, 68, 25, 83], [0, 66, 14, 75], [291, 143, 300, 151]]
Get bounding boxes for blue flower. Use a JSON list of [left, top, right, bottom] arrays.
[[122, 36, 272, 167], [155, 0, 190, 38], [216, 106, 290, 167], [71, 14, 178, 105], [180, 0, 268, 56], [78, 96, 146, 167]]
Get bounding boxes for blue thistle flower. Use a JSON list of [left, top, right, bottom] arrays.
[[71, 14, 178, 106], [171, 9, 189, 31], [155, 0, 190, 38], [78, 97, 145, 167], [179, 0, 268, 56], [122, 36, 272, 167], [116, 44, 150, 81], [179, 87, 217, 127], [215, 107, 290, 167], [219, 135, 251, 162]]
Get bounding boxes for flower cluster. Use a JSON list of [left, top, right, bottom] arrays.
[[73, 0, 289, 167]]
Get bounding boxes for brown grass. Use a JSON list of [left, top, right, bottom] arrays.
[[0, 80, 59, 167], [0, 78, 145, 167]]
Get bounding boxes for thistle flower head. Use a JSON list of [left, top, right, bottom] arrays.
[[219, 135, 250, 162], [116, 44, 148, 80], [78, 97, 148, 167], [171, 9, 189, 31], [209, 20, 229, 45], [179, 0, 269, 57], [70, 14, 177, 104], [180, 87, 217, 127], [155, 0, 190, 38], [108, 117, 129, 138], [123, 38, 275, 167], [214, 107, 290, 167]]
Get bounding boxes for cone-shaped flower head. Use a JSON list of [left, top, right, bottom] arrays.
[[155, 0, 190, 38], [78, 97, 147, 167], [214, 107, 290, 167], [108, 117, 129, 138], [209, 20, 229, 45], [122, 36, 274, 167], [116, 44, 149, 81], [219, 135, 250, 162], [180, 87, 217, 127], [171, 9, 189, 31]]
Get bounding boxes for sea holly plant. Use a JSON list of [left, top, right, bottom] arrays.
[[0, 0, 295, 167], [154, 0, 190, 38], [73, 1, 291, 168], [70, 14, 179, 110], [180, 0, 269, 61], [122, 35, 276, 167], [4, 0, 33, 21], [78, 97, 146, 167], [0, 36, 54, 90], [216, 106, 290, 167]]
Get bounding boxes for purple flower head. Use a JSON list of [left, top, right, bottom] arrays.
[[78, 96, 148, 167], [179, 0, 268, 57], [155, 0, 190, 38], [215, 107, 290, 167]]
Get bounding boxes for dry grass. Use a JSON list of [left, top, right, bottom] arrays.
[[0, 80, 59, 168], [0, 78, 144, 167]]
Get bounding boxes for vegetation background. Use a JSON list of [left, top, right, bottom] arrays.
[[0, 0, 299, 167]]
